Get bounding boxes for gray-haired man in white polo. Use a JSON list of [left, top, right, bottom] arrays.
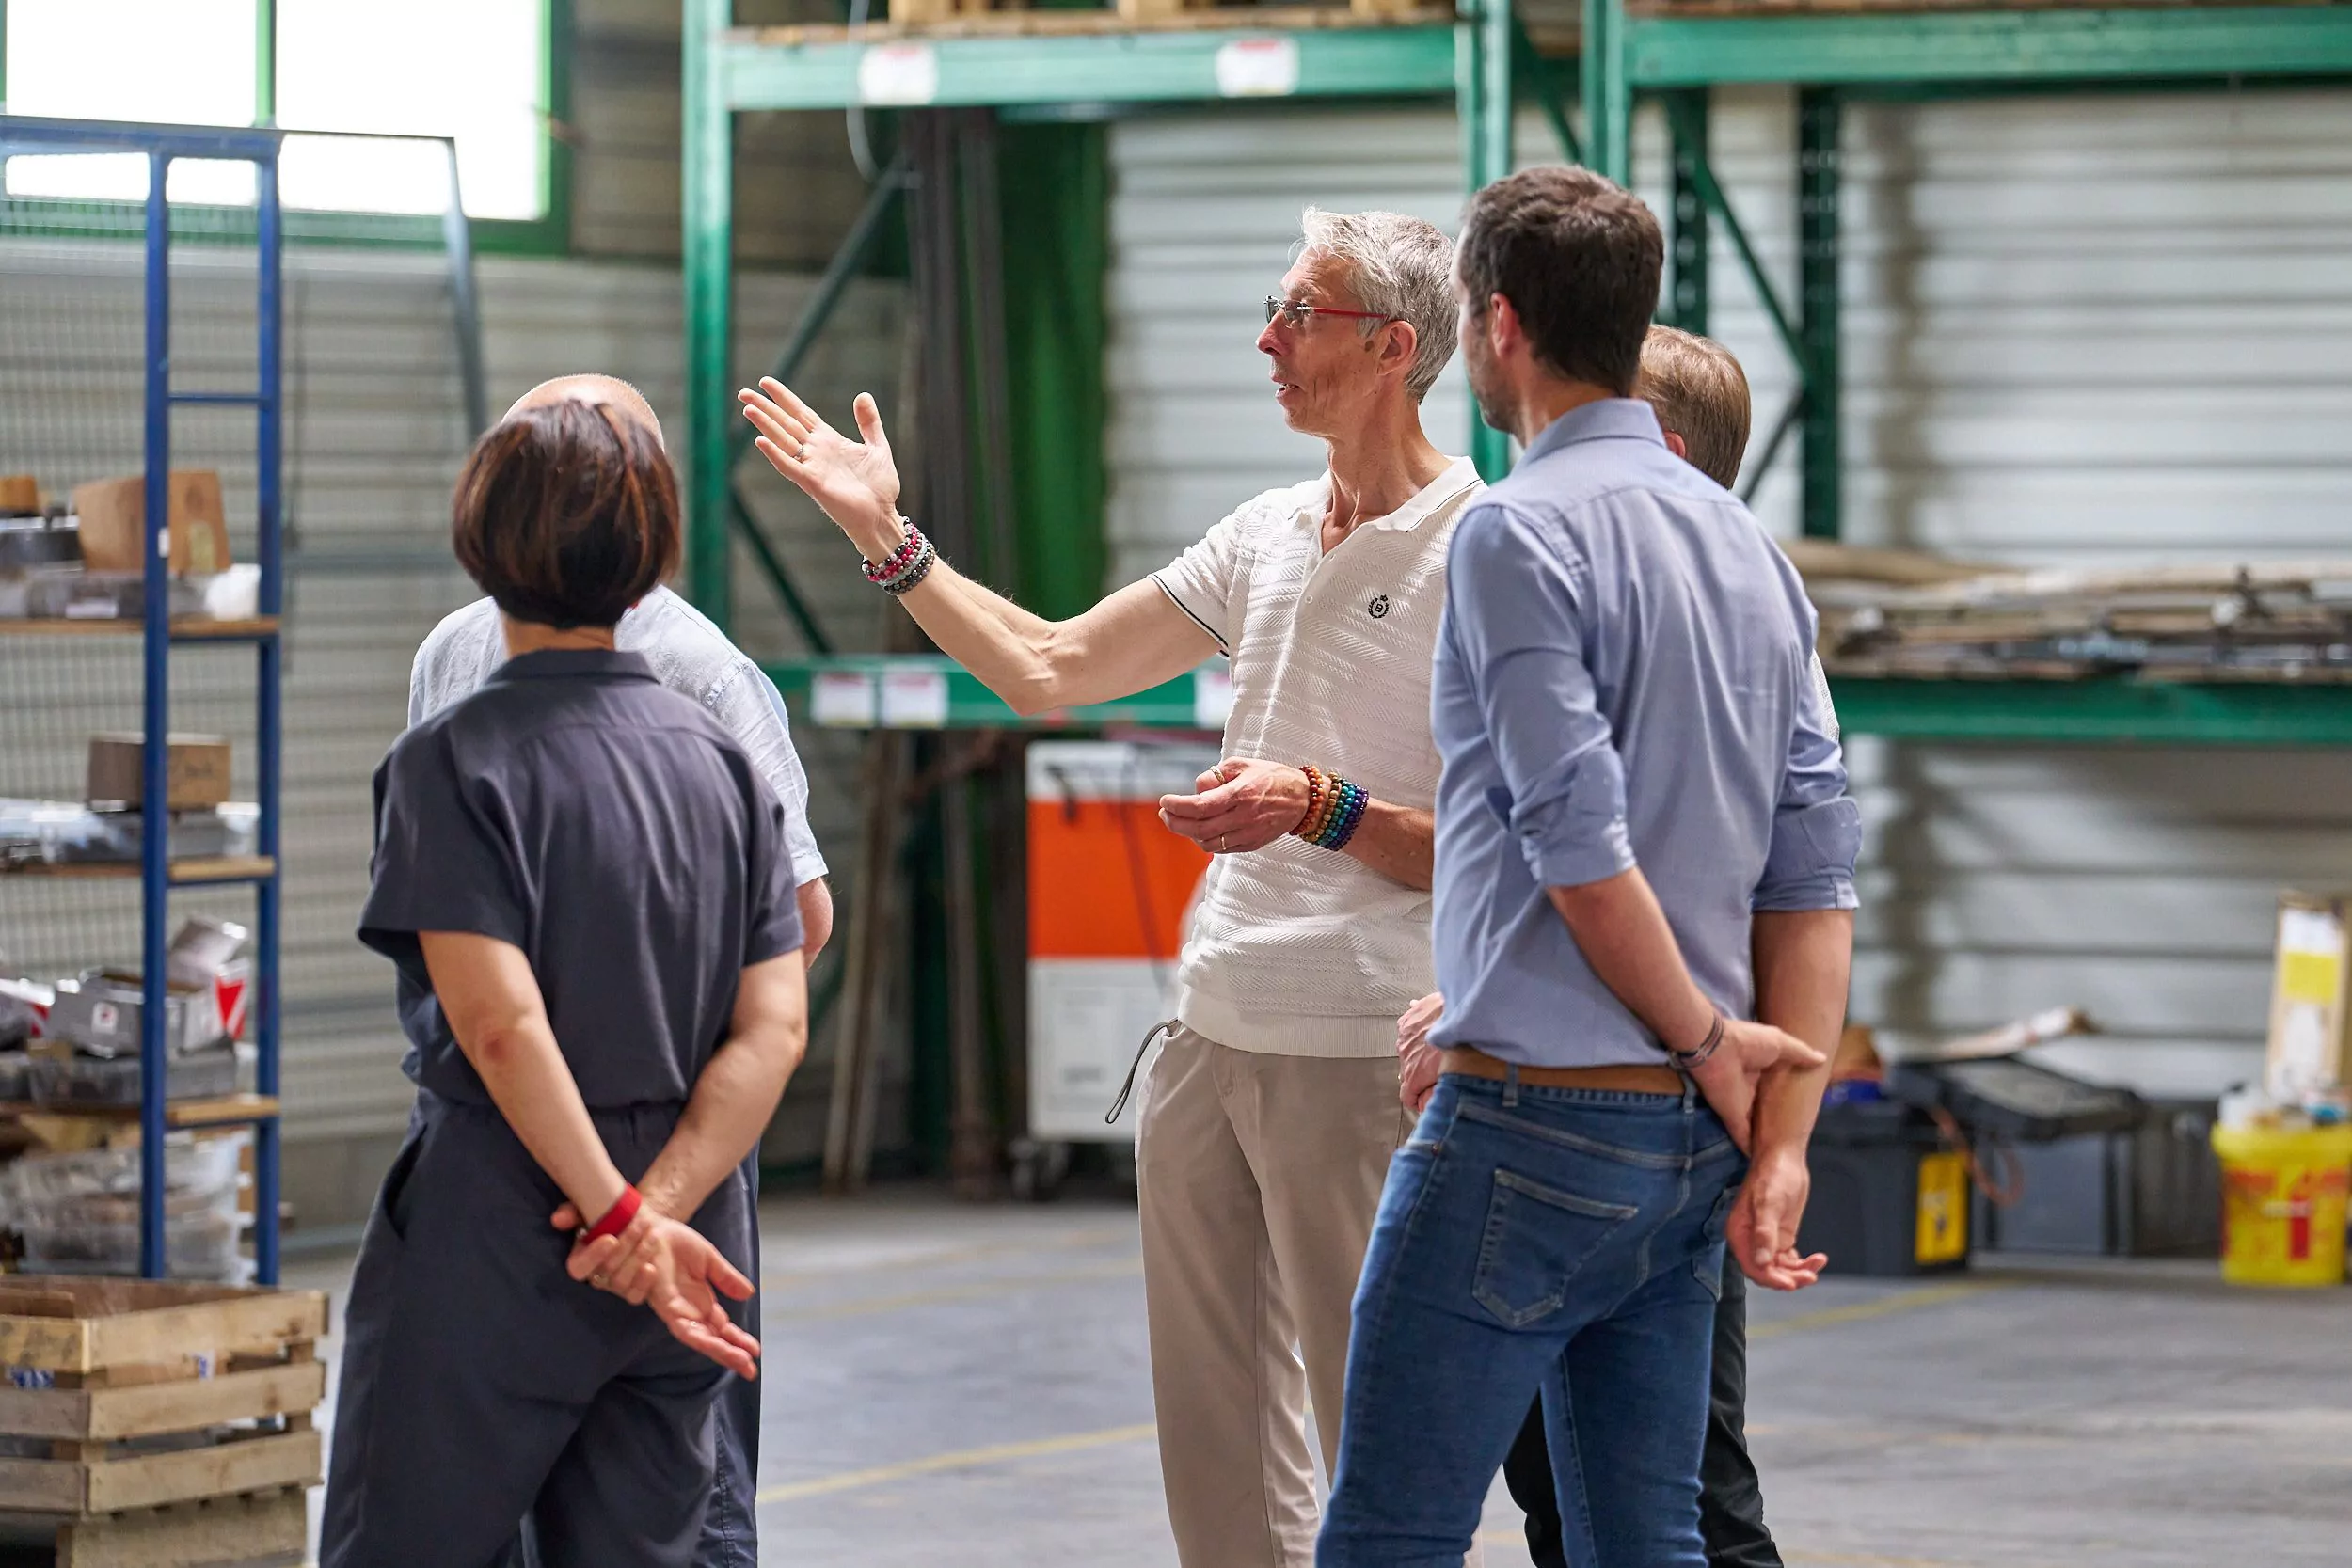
[[742, 210, 1474, 1568]]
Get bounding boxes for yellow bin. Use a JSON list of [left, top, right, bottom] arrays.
[[2211, 1123, 2352, 1287]]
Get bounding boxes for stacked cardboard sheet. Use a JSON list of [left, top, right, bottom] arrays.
[[1788, 543, 2352, 681]]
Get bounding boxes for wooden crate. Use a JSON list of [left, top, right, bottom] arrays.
[[0, 1280, 326, 1568], [884, 0, 1424, 29]]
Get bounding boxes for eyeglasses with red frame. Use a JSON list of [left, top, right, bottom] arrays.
[[1264, 296, 1397, 329]]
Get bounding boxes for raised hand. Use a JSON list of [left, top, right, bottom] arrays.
[[556, 1203, 763, 1380], [1396, 992, 1445, 1115], [738, 378, 904, 558]]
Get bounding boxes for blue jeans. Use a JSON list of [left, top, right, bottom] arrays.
[[1318, 1072, 1742, 1568]]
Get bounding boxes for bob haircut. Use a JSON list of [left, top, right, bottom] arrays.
[[450, 398, 680, 630]]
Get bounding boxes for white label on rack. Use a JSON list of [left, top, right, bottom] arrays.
[[810, 671, 878, 728], [63, 600, 117, 620], [860, 43, 940, 106], [1216, 38, 1299, 98], [155, 527, 169, 559], [1193, 668, 1234, 731], [880, 668, 950, 729]]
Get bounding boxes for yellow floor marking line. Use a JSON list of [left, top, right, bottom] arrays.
[[756, 1280, 1999, 1509], [767, 1259, 1144, 1323], [756, 1422, 1159, 1505], [1748, 1281, 2000, 1341]]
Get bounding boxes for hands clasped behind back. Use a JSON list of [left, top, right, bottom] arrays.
[[550, 1197, 763, 1380]]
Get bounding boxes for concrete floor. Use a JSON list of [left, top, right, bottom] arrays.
[[286, 1191, 2352, 1567]]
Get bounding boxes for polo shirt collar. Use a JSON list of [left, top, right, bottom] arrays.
[[1521, 398, 1667, 467], [491, 647, 658, 685], [1298, 454, 1483, 534]]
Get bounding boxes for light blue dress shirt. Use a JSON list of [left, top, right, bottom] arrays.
[[1428, 399, 1861, 1069]]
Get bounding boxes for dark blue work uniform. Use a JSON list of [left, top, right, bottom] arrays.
[[323, 648, 804, 1568]]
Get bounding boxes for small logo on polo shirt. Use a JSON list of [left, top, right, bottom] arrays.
[[1367, 594, 1391, 620]]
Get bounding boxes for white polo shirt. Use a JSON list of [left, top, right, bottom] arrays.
[[1152, 457, 1483, 1057]]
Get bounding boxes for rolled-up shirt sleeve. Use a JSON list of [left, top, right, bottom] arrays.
[[1445, 502, 1636, 890], [708, 657, 828, 886], [742, 770, 808, 963], [1755, 647, 1863, 912]]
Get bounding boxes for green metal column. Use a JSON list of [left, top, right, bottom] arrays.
[[254, 0, 276, 125], [1581, 0, 1632, 185], [999, 122, 1108, 620], [684, 0, 736, 625], [1664, 89, 1708, 334], [1797, 87, 1841, 539], [1462, 0, 1515, 479]]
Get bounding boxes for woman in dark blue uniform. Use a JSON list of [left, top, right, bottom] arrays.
[[322, 394, 809, 1568]]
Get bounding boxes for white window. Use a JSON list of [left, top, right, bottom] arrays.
[[2, 0, 550, 222]]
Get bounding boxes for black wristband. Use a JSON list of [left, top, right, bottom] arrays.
[[1669, 1013, 1725, 1070]]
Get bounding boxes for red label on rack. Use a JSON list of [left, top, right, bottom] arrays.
[[214, 975, 248, 1039]]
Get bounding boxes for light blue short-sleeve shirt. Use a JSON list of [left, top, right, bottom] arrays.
[[407, 586, 827, 886]]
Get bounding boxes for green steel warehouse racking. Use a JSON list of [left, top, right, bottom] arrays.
[[681, 0, 2352, 746]]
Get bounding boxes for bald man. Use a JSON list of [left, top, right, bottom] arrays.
[[407, 374, 829, 1568]]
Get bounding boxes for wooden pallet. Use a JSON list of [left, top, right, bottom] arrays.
[[0, 1280, 325, 1568], [882, 0, 1424, 30], [0, 1487, 307, 1568], [745, 4, 1451, 44]]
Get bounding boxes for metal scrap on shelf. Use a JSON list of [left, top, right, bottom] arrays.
[[1791, 541, 2352, 681]]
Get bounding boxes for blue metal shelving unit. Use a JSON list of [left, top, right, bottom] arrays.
[[0, 116, 285, 1284]]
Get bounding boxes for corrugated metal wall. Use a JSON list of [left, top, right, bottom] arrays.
[[574, 0, 872, 267], [1104, 87, 2352, 1099]]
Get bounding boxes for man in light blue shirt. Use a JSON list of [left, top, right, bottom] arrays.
[[1318, 169, 1859, 1568]]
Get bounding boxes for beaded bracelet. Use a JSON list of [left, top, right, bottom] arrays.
[[1293, 768, 1368, 852], [1317, 779, 1368, 851], [881, 533, 936, 596], [1296, 766, 1330, 840], [862, 520, 927, 585], [863, 522, 935, 594], [1303, 768, 1340, 843]]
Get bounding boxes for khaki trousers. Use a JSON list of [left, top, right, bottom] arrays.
[[1136, 1023, 1409, 1568]]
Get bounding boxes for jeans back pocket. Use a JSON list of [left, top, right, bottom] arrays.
[[1473, 1168, 1641, 1329]]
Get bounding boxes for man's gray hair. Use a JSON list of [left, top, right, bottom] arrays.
[[1298, 207, 1458, 404]]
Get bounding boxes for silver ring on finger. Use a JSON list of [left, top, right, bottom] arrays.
[[798, 442, 809, 462], [591, 1272, 609, 1289], [1218, 833, 1230, 853]]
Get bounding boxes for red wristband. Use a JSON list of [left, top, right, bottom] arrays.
[[583, 1184, 642, 1243]]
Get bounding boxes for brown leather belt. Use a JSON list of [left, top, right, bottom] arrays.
[[1438, 1046, 1684, 1098]]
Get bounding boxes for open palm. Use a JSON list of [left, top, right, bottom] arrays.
[[739, 377, 902, 550]]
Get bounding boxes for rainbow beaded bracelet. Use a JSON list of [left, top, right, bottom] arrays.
[[1294, 767, 1367, 852]]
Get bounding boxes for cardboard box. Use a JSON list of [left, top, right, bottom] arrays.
[[44, 966, 250, 1060], [2265, 891, 2352, 1102], [86, 734, 231, 810], [68, 470, 230, 575], [0, 475, 38, 514]]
